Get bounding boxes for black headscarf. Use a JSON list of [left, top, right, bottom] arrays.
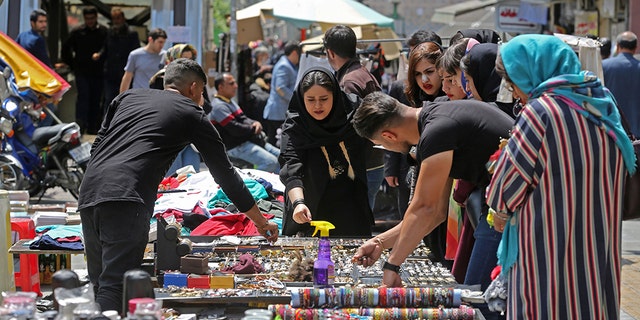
[[457, 29, 501, 44], [282, 66, 360, 149], [466, 43, 501, 103]]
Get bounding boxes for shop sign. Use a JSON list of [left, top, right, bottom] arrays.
[[574, 10, 599, 36], [496, 4, 543, 34]]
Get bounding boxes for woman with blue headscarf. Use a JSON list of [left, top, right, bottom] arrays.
[[487, 34, 636, 319]]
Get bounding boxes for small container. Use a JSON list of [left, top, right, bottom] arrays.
[[244, 309, 272, 319], [163, 272, 188, 288], [72, 302, 101, 320], [187, 274, 210, 289], [133, 299, 162, 320]]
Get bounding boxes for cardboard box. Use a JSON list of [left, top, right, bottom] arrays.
[[209, 273, 234, 289], [180, 255, 209, 275]]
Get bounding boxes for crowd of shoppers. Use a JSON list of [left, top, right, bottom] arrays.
[[12, 8, 639, 318]]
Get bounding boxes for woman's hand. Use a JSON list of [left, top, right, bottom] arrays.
[[493, 211, 509, 233], [257, 221, 279, 243], [352, 238, 384, 267], [292, 204, 312, 224]]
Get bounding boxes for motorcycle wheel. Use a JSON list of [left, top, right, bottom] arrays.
[[60, 156, 84, 200], [0, 160, 26, 190]]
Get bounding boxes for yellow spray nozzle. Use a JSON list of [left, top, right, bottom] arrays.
[[310, 221, 335, 237]]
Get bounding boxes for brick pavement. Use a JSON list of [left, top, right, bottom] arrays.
[[621, 220, 640, 319]]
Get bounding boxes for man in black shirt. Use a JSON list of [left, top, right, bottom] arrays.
[[60, 6, 107, 134], [96, 7, 140, 113], [78, 59, 278, 312], [351, 92, 512, 289]]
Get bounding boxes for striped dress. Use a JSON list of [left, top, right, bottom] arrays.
[[487, 93, 625, 319]]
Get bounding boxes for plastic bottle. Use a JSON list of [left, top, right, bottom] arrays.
[[310, 221, 335, 288]]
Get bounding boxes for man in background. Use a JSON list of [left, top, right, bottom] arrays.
[[16, 9, 52, 67], [210, 73, 280, 173], [60, 6, 107, 134], [119, 28, 166, 92], [603, 31, 640, 137], [96, 7, 140, 112], [263, 41, 300, 146], [323, 25, 383, 209]]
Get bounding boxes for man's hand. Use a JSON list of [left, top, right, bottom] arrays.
[[251, 121, 263, 134], [385, 176, 399, 187], [257, 221, 279, 243], [382, 269, 402, 287], [352, 238, 384, 267], [92, 52, 101, 61]]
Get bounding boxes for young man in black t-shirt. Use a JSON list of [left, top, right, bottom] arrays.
[[351, 92, 512, 292], [78, 59, 278, 313]]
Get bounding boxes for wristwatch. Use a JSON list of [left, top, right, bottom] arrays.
[[382, 261, 401, 273]]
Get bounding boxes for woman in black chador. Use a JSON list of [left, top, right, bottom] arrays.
[[279, 67, 373, 236]]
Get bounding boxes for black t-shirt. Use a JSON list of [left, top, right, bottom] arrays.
[[417, 100, 513, 186], [78, 89, 254, 213]]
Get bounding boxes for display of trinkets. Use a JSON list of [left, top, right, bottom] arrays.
[[193, 239, 454, 287]]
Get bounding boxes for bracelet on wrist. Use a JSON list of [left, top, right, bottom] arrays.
[[291, 198, 305, 209], [382, 261, 401, 273], [494, 211, 510, 221], [373, 237, 385, 249]]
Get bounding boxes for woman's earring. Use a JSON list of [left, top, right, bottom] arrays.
[[512, 98, 523, 117]]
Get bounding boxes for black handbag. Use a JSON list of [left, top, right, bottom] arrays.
[[619, 111, 640, 221], [623, 157, 640, 220]]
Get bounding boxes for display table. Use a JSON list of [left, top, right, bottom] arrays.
[[9, 239, 83, 255]]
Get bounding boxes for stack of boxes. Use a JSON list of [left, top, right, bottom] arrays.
[[162, 254, 234, 289]]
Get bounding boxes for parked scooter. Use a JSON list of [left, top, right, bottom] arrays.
[[0, 59, 91, 199]]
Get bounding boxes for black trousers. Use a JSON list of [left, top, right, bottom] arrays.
[[75, 73, 103, 134], [80, 201, 150, 312]]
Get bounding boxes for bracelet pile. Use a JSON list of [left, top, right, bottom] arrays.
[[269, 304, 476, 320], [290, 287, 462, 308]]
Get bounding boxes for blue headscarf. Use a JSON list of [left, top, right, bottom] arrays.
[[501, 34, 636, 174]]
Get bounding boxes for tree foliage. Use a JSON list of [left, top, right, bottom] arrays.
[[212, 0, 230, 46]]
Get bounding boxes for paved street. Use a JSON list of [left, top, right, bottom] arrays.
[[621, 219, 640, 319]]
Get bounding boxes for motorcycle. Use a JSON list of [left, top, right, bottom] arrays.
[[0, 59, 91, 199]]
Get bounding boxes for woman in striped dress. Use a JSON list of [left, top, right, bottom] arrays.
[[487, 34, 637, 319]]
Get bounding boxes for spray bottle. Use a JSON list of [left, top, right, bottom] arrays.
[[310, 221, 335, 287]]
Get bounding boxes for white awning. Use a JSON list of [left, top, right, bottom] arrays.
[[431, 0, 499, 24]]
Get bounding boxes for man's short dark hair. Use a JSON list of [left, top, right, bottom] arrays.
[[213, 72, 231, 90], [407, 30, 442, 48], [284, 41, 301, 56], [353, 92, 403, 139], [149, 28, 167, 41], [30, 9, 47, 22], [82, 6, 98, 16], [324, 25, 356, 59], [164, 58, 207, 90]]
